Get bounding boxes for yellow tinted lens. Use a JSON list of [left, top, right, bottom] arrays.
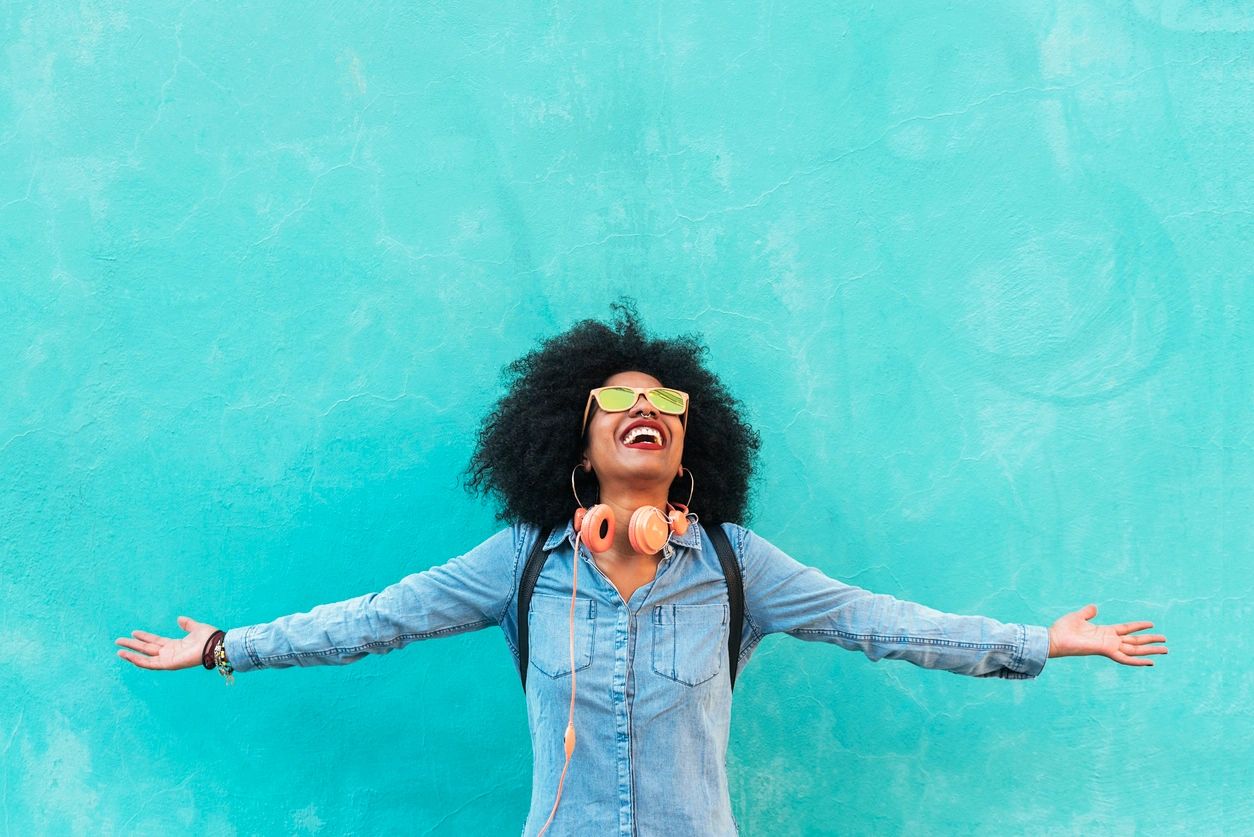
[[595, 387, 636, 411], [647, 388, 686, 414]]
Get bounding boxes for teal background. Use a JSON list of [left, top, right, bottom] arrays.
[[2, 1, 1250, 834]]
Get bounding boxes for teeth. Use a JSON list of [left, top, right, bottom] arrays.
[[622, 426, 662, 445]]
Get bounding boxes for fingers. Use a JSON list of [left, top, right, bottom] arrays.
[[116, 636, 160, 656], [1115, 626, 1168, 664], [1121, 634, 1167, 647], [1110, 649, 1155, 666], [130, 630, 166, 645], [1111, 638, 1168, 664], [116, 648, 159, 669]]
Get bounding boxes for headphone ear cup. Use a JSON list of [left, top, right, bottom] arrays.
[[667, 503, 690, 537], [578, 503, 615, 552], [628, 506, 671, 554]]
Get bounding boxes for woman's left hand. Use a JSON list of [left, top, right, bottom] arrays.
[[1047, 604, 1168, 665]]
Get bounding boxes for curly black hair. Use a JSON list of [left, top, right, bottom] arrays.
[[463, 298, 762, 529]]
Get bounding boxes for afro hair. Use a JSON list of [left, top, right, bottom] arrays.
[[463, 298, 762, 529]]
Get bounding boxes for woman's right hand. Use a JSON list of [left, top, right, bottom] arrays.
[[115, 615, 221, 671]]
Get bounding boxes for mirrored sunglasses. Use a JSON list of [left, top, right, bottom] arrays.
[[581, 386, 689, 436]]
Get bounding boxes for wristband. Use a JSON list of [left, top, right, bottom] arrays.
[[202, 630, 222, 669], [201, 629, 235, 685]]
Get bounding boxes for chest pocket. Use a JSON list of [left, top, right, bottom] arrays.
[[528, 593, 596, 679], [651, 602, 727, 687]]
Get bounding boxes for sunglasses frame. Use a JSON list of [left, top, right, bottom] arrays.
[[581, 386, 689, 437]]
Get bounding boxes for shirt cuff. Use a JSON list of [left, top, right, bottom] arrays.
[[222, 626, 260, 674], [1011, 624, 1050, 679]]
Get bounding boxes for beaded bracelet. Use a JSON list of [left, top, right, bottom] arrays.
[[201, 629, 235, 685]]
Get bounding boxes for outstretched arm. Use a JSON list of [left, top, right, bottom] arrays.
[[730, 523, 1050, 679], [115, 524, 523, 675], [1047, 604, 1168, 666]]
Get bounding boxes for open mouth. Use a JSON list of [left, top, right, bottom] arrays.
[[620, 425, 664, 450]]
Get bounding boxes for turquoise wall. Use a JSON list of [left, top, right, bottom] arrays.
[[3, 1, 1249, 834]]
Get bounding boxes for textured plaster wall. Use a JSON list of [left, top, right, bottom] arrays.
[[2, 1, 1251, 834]]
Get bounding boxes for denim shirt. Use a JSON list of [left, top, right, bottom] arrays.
[[224, 520, 1049, 836]]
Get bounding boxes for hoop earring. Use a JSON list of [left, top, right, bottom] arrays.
[[665, 467, 696, 536], [571, 464, 614, 552], [671, 466, 695, 507]]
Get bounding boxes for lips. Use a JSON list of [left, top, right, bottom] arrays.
[[620, 418, 667, 450]]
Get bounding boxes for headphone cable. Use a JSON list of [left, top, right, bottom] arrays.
[[537, 538, 580, 836]]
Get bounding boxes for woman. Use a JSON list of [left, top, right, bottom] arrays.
[[116, 300, 1168, 836]]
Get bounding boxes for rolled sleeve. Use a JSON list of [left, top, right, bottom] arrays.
[[976, 623, 1050, 680], [222, 625, 260, 673], [221, 525, 522, 673]]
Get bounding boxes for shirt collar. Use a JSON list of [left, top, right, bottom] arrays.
[[543, 515, 704, 551]]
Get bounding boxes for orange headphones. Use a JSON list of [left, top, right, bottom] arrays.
[[572, 467, 693, 555]]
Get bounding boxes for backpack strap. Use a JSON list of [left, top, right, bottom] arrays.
[[516, 525, 554, 693], [705, 521, 745, 689]]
